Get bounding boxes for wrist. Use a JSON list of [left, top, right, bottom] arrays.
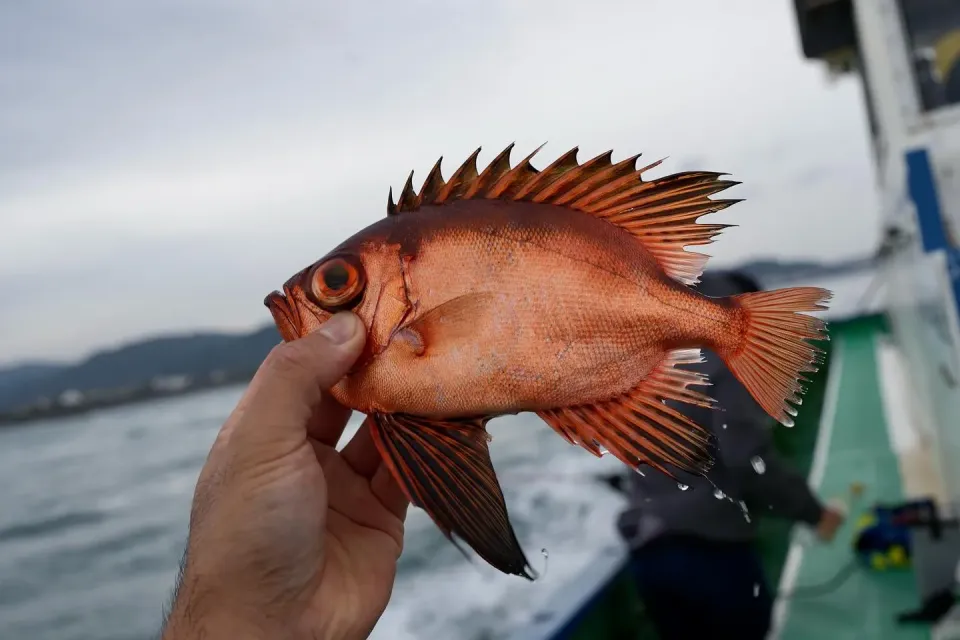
[[162, 583, 299, 640], [164, 609, 296, 640]]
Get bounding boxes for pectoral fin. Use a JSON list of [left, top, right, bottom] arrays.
[[368, 412, 535, 579], [398, 293, 495, 355]]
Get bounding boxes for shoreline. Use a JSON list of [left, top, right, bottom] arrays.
[[0, 372, 254, 428]]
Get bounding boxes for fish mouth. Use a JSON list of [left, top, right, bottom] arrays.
[[264, 288, 302, 342]]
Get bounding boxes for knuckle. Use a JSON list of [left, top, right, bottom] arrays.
[[262, 332, 353, 388], [263, 342, 313, 379]]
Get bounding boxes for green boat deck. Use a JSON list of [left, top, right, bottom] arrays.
[[771, 316, 931, 640]]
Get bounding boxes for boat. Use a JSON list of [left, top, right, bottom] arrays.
[[508, 1, 960, 638]]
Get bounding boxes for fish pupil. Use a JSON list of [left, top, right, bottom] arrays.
[[323, 264, 350, 291]]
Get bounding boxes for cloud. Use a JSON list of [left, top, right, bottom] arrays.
[[0, 0, 880, 362]]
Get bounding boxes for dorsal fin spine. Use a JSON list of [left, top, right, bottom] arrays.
[[387, 187, 398, 216], [464, 143, 514, 199], [571, 154, 643, 209], [557, 154, 641, 207], [435, 147, 481, 204], [531, 149, 613, 203], [487, 143, 545, 199], [418, 157, 446, 204], [397, 171, 418, 212], [512, 147, 580, 199]]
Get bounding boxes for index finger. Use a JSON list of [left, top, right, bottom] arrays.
[[306, 391, 354, 447]]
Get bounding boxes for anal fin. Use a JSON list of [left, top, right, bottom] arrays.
[[537, 348, 717, 478], [368, 413, 535, 579]]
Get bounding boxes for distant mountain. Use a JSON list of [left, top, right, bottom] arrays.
[[0, 362, 68, 393], [0, 326, 280, 414]]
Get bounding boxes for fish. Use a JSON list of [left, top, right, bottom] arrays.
[[264, 143, 831, 579]]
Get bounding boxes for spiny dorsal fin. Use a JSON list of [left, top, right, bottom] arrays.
[[395, 170, 418, 214], [385, 144, 742, 285], [487, 143, 544, 199], [434, 147, 481, 205], [418, 157, 446, 206], [464, 143, 515, 198], [387, 187, 397, 216], [513, 147, 579, 199]]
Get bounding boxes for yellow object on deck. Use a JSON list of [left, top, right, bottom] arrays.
[[935, 30, 960, 80]]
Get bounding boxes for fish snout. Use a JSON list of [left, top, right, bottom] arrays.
[[264, 289, 301, 342]]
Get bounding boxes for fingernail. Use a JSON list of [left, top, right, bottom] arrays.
[[318, 312, 359, 344]]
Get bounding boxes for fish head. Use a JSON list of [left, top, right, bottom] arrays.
[[263, 235, 410, 367]]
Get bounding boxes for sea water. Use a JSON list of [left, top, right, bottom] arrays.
[[0, 386, 628, 640]]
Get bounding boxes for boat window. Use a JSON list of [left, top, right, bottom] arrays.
[[900, 0, 960, 111]]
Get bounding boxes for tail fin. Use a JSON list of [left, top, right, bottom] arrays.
[[719, 287, 832, 426]]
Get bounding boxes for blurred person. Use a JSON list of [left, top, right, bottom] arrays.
[[161, 312, 408, 640], [615, 269, 845, 640]]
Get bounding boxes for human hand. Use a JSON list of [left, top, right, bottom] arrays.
[[162, 312, 408, 640], [815, 503, 846, 543]]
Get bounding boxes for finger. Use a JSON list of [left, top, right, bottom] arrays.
[[306, 392, 354, 448], [214, 378, 262, 447], [193, 373, 269, 499], [195, 397, 249, 490], [340, 416, 382, 478], [231, 312, 365, 455], [371, 464, 410, 520]]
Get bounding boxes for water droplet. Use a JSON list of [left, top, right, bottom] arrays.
[[536, 548, 550, 581], [753, 583, 760, 597], [714, 488, 725, 500], [678, 483, 689, 491], [722, 423, 728, 429], [751, 456, 766, 474], [739, 500, 751, 523]]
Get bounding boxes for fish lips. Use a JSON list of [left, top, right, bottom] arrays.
[[264, 288, 303, 343]]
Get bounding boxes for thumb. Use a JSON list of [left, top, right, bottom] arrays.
[[230, 312, 366, 454]]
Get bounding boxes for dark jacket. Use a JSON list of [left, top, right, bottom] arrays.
[[616, 271, 825, 548]]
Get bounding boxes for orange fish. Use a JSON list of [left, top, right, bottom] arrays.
[[264, 144, 830, 579]]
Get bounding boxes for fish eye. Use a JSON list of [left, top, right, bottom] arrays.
[[309, 255, 366, 311]]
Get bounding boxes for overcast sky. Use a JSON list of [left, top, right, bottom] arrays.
[[0, 0, 881, 364]]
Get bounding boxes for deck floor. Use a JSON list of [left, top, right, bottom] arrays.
[[772, 320, 930, 640]]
